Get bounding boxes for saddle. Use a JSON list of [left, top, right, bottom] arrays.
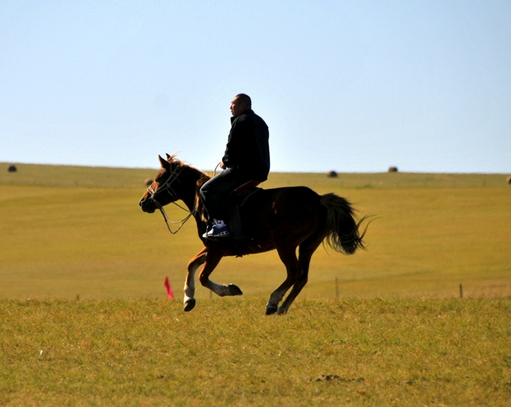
[[225, 180, 262, 241]]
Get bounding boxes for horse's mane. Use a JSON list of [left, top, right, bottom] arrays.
[[166, 153, 211, 222], [194, 176, 210, 222]]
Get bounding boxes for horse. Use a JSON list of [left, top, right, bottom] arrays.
[[139, 154, 368, 315]]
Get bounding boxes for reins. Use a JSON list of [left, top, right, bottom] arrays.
[[155, 200, 193, 235], [145, 164, 193, 235]]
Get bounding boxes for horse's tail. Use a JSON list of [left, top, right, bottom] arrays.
[[320, 193, 368, 255]]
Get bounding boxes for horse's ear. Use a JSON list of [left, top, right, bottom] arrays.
[[166, 153, 171, 160], [158, 155, 170, 170]]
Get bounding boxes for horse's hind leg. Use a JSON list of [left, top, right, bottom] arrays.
[[266, 246, 301, 315], [184, 247, 207, 312], [276, 237, 322, 314]]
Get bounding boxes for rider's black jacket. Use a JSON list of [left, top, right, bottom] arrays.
[[222, 109, 270, 181]]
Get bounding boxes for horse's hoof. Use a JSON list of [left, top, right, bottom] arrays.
[[184, 298, 196, 312], [228, 284, 243, 296], [265, 303, 278, 315]]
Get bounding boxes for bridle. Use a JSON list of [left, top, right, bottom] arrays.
[[145, 164, 193, 234]]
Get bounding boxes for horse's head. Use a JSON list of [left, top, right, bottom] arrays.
[[139, 154, 183, 213]]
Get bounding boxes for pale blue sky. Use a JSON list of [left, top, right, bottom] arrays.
[[1, 1, 510, 173]]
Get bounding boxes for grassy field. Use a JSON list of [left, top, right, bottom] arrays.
[[1, 162, 510, 301], [1, 162, 511, 405], [1, 298, 510, 406]]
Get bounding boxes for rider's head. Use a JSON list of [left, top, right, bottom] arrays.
[[230, 94, 251, 117]]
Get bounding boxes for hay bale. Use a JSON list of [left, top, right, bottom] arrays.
[[388, 166, 398, 173], [506, 175, 511, 185], [327, 170, 338, 178], [144, 178, 153, 187], [7, 165, 17, 173]]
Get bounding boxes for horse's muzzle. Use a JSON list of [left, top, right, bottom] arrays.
[[139, 196, 157, 213]]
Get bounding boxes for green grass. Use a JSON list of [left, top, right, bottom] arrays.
[[1, 162, 510, 300], [1, 298, 510, 406], [0, 163, 157, 188], [2, 162, 508, 188], [2, 162, 511, 405]]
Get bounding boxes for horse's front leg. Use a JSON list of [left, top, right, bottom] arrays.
[[184, 247, 207, 312], [198, 250, 243, 297]]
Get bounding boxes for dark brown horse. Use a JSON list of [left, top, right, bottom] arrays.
[[139, 154, 367, 314]]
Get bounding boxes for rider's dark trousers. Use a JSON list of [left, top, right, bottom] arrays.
[[199, 168, 248, 221]]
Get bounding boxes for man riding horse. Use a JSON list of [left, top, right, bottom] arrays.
[[199, 94, 270, 239], [139, 95, 367, 314]]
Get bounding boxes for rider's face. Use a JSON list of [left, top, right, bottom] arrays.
[[230, 96, 247, 117]]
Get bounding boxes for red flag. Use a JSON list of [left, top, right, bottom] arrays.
[[164, 277, 174, 299]]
